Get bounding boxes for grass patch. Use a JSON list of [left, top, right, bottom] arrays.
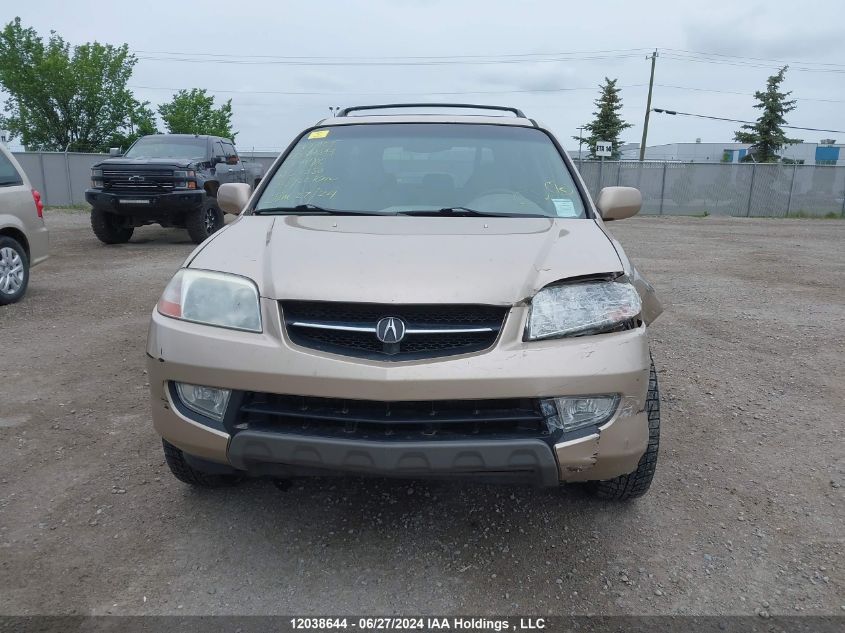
[[782, 210, 843, 219]]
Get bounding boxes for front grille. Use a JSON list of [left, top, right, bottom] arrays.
[[236, 393, 548, 441], [102, 169, 176, 193], [281, 301, 509, 360]]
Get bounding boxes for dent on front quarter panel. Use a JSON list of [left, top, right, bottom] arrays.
[[627, 266, 663, 325], [595, 222, 663, 325]]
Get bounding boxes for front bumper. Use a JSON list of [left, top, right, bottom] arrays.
[[85, 189, 204, 216], [147, 300, 651, 485]]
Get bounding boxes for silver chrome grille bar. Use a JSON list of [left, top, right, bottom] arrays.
[[290, 320, 494, 334]]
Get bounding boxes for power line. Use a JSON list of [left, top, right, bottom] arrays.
[[135, 52, 646, 66], [655, 83, 845, 103], [661, 52, 845, 74], [126, 80, 845, 104], [661, 47, 845, 69], [132, 46, 845, 69], [134, 47, 653, 61], [651, 108, 845, 134], [128, 83, 646, 97]]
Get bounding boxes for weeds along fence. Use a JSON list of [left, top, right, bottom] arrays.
[[10, 150, 845, 217], [577, 160, 845, 217]]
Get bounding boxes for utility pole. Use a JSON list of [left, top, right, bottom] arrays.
[[639, 50, 658, 161], [577, 126, 584, 167]]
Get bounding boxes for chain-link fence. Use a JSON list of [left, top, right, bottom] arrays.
[[576, 160, 845, 217], [9, 150, 845, 216]]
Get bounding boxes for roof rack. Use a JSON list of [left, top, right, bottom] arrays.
[[336, 103, 526, 118]]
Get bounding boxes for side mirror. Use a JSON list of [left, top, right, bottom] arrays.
[[596, 186, 641, 221], [217, 182, 251, 215], [109, 147, 122, 157]]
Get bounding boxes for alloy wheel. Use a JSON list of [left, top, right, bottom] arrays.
[[0, 247, 24, 295]]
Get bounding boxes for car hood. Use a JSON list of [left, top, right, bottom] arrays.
[[94, 158, 195, 169], [188, 215, 623, 304]]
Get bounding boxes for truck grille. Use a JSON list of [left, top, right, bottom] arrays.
[[102, 169, 176, 192], [236, 393, 548, 440], [280, 301, 508, 360]]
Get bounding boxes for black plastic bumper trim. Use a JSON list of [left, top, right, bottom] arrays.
[[227, 431, 560, 487]]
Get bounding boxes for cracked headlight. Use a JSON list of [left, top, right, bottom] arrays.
[[525, 281, 641, 340], [157, 269, 262, 332]]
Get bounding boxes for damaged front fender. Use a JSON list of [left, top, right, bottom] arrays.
[[554, 398, 649, 482], [627, 266, 663, 325]]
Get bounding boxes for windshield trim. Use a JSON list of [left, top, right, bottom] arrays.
[[247, 121, 594, 220]]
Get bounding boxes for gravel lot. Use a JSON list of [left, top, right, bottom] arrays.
[[0, 212, 842, 616]]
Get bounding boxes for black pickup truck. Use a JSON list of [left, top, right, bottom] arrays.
[[85, 134, 264, 244]]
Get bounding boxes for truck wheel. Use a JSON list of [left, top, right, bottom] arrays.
[[162, 440, 241, 488], [0, 236, 29, 305], [91, 207, 134, 244], [587, 356, 660, 501], [186, 198, 224, 244]]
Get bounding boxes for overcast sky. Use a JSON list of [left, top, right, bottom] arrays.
[[7, 0, 845, 152]]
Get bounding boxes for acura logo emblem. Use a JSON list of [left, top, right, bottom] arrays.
[[128, 175, 146, 182], [375, 316, 406, 344]]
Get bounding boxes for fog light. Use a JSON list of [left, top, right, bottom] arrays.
[[175, 382, 231, 421], [540, 394, 619, 432]]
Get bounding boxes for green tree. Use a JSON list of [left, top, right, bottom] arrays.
[[0, 17, 139, 151], [574, 78, 632, 159], [158, 89, 235, 139], [108, 100, 159, 150], [734, 66, 801, 162]]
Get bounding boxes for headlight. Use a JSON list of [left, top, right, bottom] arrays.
[[173, 170, 196, 178], [525, 281, 641, 340], [157, 269, 262, 332], [91, 168, 103, 177]]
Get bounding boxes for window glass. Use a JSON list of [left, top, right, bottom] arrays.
[[124, 136, 208, 160], [222, 142, 239, 164], [0, 151, 23, 187], [255, 124, 586, 218]]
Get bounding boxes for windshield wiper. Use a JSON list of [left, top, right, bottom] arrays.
[[254, 204, 379, 216], [398, 207, 547, 218]]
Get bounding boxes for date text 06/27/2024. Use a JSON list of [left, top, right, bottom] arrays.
[[289, 617, 547, 631]]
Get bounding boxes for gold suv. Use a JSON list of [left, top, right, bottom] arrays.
[[147, 104, 663, 500]]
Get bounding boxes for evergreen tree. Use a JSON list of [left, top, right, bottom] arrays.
[[734, 66, 801, 162], [574, 78, 632, 159]]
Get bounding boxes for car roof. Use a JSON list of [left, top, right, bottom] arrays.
[[144, 133, 219, 140], [315, 114, 537, 128]]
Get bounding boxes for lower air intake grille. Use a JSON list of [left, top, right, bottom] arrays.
[[237, 393, 547, 441]]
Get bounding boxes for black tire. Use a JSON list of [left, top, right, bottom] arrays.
[[587, 356, 660, 500], [162, 440, 241, 488], [186, 197, 224, 244], [0, 236, 29, 305], [91, 207, 134, 244]]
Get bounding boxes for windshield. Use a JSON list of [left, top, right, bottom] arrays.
[[124, 136, 208, 160], [255, 124, 586, 218]]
